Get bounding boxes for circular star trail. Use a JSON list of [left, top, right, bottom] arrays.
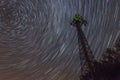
[[0, 0, 119, 80]]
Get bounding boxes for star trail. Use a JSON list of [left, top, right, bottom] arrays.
[[0, 0, 119, 80]]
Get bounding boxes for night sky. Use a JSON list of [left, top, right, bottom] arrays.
[[0, 0, 119, 80]]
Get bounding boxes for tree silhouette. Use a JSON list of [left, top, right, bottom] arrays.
[[71, 14, 95, 80], [71, 14, 120, 80], [80, 38, 120, 80]]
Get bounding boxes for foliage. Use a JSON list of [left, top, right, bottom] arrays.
[[71, 14, 87, 26], [80, 38, 120, 80]]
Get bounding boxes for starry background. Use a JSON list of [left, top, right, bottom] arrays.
[[0, 0, 119, 80]]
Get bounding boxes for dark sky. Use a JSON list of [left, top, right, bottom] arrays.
[[0, 0, 119, 80]]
